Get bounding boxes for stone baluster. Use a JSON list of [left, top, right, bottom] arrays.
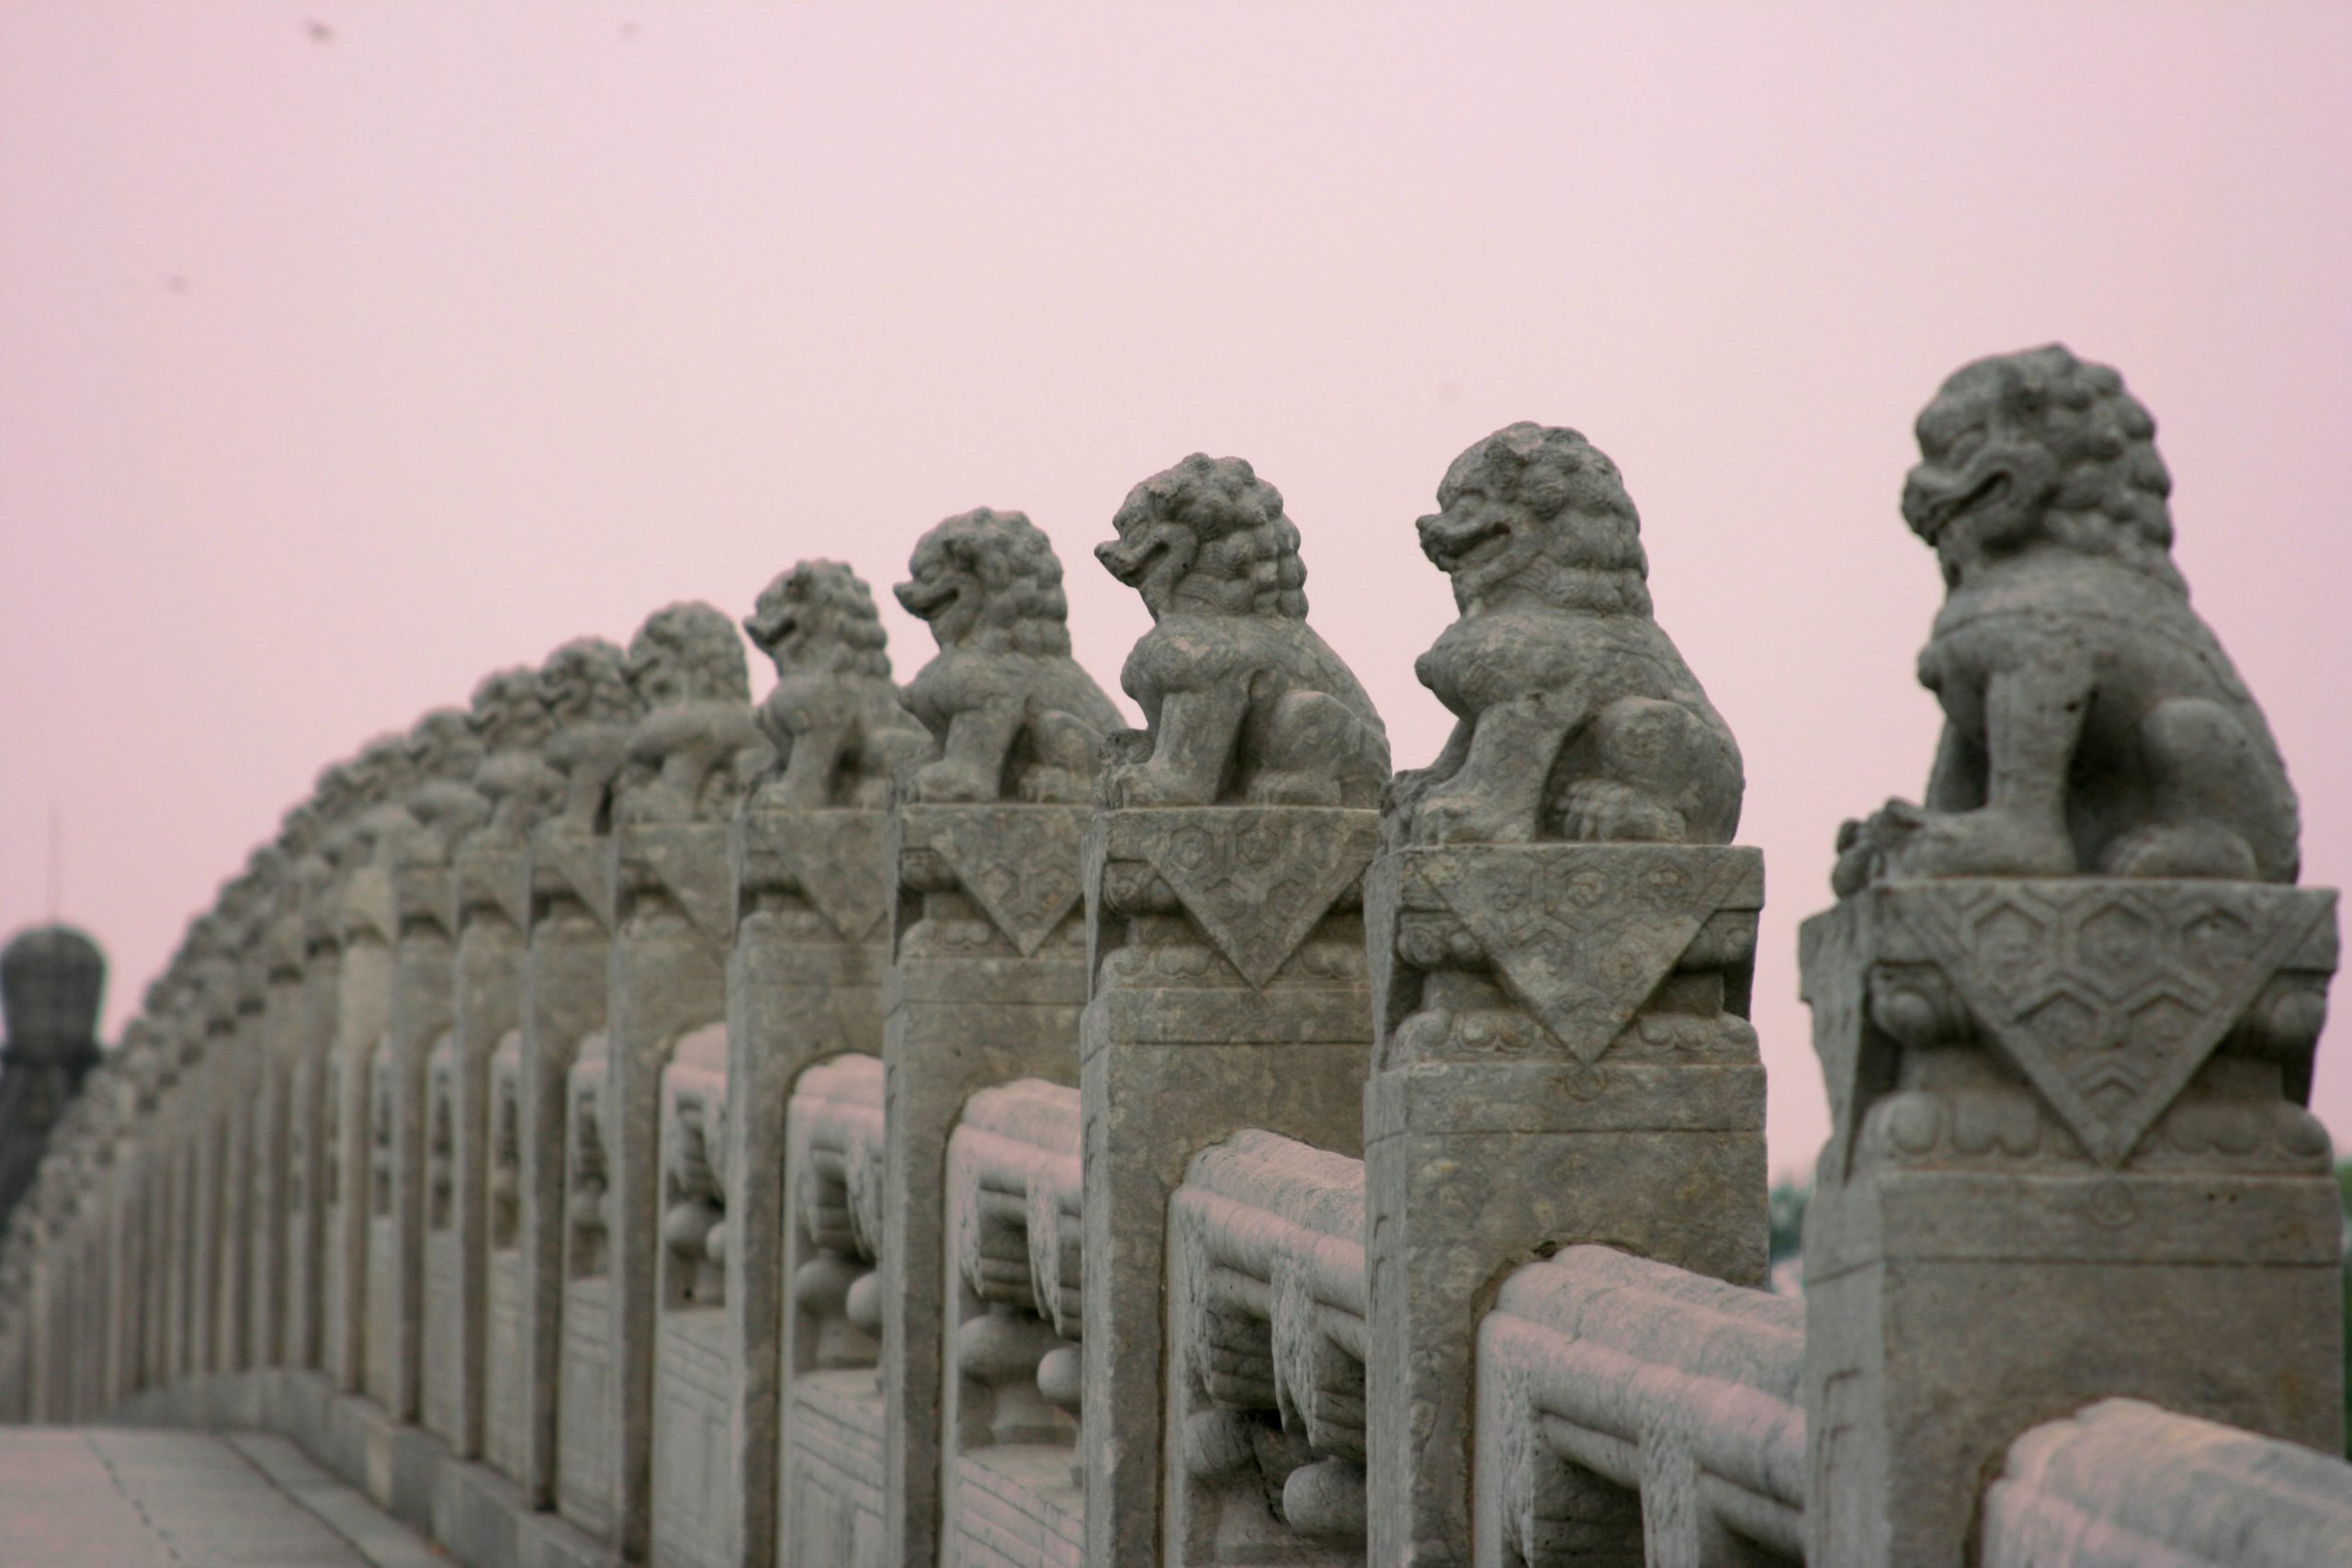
[[153, 943, 210, 1386], [105, 1027, 164, 1405], [213, 868, 274, 1375], [1368, 423, 1768, 1565], [187, 916, 243, 1380], [876, 512, 1123, 1568], [416, 668, 553, 1456], [139, 983, 187, 1393], [1801, 347, 2342, 1565], [605, 604, 766, 1562], [1080, 455, 1391, 1566], [726, 561, 916, 1568], [505, 637, 639, 1506]]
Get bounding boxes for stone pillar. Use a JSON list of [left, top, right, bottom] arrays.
[[213, 903, 270, 1374], [428, 828, 530, 1454], [874, 510, 1122, 1568], [727, 803, 891, 1568], [246, 852, 310, 1372], [604, 603, 764, 1563], [1080, 449, 1392, 1568], [885, 801, 1092, 1564], [187, 941, 240, 1378], [1362, 422, 1766, 1565], [1799, 879, 2341, 1565], [1800, 347, 2343, 1565], [610, 816, 732, 1560], [1364, 843, 1766, 1563], [284, 806, 353, 1375], [504, 636, 639, 1505], [424, 666, 553, 1457]]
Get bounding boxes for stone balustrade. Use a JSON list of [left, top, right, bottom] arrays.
[[5, 362, 2351, 1568]]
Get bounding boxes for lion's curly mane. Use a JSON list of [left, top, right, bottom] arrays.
[[630, 603, 752, 704], [1915, 344, 2181, 593], [538, 637, 639, 728], [744, 561, 895, 680], [1113, 454, 1310, 619], [909, 508, 1075, 655], [1438, 422, 1652, 616]]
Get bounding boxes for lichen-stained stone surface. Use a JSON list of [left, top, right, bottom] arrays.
[[1367, 423, 1767, 1567], [1800, 348, 2343, 1568], [1082, 454, 1387, 1568], [730, 560, 906, 1568], [1831, 345, 2301, 897], [878, 509, 1117, 1568]]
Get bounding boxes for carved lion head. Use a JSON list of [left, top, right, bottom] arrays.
[[1100, 454, 1308, 621], [1419, 423, 1651, 616], [469, 665, 553, 755], [627, 602, 752, 708], [896, 507, 1075, 655], [537, 637, 639, 729], [741, 561, 894, 680], [1904, 344, 2179, 592]]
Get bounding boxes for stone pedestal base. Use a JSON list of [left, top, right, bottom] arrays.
[[1799, 878, 2341, 1568], [1365, 841, 1768, 1567], [1080, 806, 1380, 1568]]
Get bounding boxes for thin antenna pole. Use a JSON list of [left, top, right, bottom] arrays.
[[47, 806, 60, 921]]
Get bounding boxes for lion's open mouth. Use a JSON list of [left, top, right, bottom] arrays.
[[1918, 469, 2010, 539], [1424, 520, 1509, 573], [897, 578, 957, 619], [1099, 536, 1167, 587]]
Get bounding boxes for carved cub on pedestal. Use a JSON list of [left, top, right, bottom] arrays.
[[1390, 422, 1742, 846]]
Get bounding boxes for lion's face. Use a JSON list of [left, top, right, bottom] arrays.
[[409, 707, 485, 783], [1095, 507, 1197, 621], [744, 562, 876, 674], [1902, 363, 2064, 572], [896, 531, 988, 647], [1417, 466, 1555, 610], [539, 640, 636, 729], [628, 604, 746, 707]]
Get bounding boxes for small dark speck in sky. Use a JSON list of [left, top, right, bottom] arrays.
[[620, 22, 639, 41], [164, 276, 188, 295], [305, 18, 334, 45]]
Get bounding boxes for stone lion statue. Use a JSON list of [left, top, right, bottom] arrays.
[[537, 637, 644, 830], [1389, 423, 1743, 846], [1095, 455, 1388, 807], [617, 602, 768, 825], [741, 561, 931, 810], [895, 508, 1124, 803], [1832, 344, 2299, 895]]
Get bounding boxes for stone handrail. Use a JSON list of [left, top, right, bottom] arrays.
[[1476, 1244, 1804, 1565], [1166, 1128, 1369, 1555], [947, 1079, 1082, 1345], [1983, 1399, 2352, 1568]]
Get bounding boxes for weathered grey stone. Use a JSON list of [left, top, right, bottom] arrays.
[[1163, 1129, 1368, 1562], [1473, 1245, 1804, 1568], [729, 562, 906, 1568], [1832, 346, 2300, 896], [605, 604, 766, 1564], [245, 829, 313, 1376], [368, 705, 489, 1421], [880, 510, 1118, 1568], [941, 1080, 1085, 1567], [1799, 878, 2341, 1566], [1369, 425, 1767, 1567], [1984, 1398, 2352, 1568], [324, 735, 420, 1394], [1803, 350, 2342, 1567], [423, 667, 555, 1461], [505, 637, 639, 1507], [778, 1053, 888, 1568], [1083, 454, 1388, 1568]]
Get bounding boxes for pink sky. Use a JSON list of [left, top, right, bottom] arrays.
[[3, 3, 2347, 1176]]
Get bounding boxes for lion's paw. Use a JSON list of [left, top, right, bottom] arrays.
[[1407, 792, 1532, 847]]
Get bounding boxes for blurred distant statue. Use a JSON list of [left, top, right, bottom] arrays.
[[0, 925, 107, 1229]]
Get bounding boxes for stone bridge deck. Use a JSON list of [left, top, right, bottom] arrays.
[[0, 1428, 437, 1568]]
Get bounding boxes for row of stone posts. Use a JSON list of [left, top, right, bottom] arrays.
[[3, 346, 2345, 1568]]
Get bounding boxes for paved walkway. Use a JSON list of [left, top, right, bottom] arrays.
[[0, 1428, 439, 1568]]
